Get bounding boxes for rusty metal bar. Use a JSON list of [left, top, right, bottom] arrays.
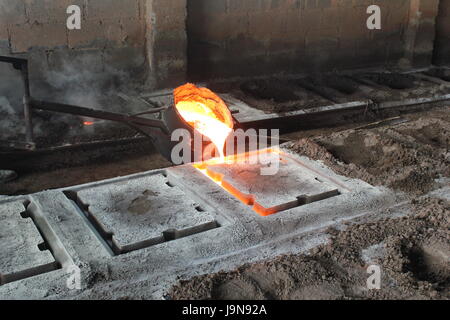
[[20, 61, 34, 143], [0, 139, 36, 151], [30, 99, 170, 134], [0, 56, 27, 67], [0, 56, 35, 145], [1, 55, 172, 153]]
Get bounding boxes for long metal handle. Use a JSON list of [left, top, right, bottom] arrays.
[[30, 99, 169, 134]]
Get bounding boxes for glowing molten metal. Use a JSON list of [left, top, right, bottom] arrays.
[[174, 84, 281, 217], [174, 83, 234, 159]]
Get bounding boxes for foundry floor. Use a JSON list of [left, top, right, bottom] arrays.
[[0, 105, 448, 299]]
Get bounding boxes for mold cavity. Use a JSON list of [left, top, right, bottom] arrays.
[[165, 181, 174, 188], [424, 68, 450, 82], [324, 76, 360, 95], [362, 73, 416, 90], [63, 190, 220, 256], [162, 229, 177, 241], [240, 79, 298, 102], [194, 205, 205, 212], [37, 242, 48, 251]]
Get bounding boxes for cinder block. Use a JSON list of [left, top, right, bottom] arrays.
[[120, 18, 146, 46], [285, 9, 302, 33], [189, 0, 227, 15], [25, 0, 80, 24], [228, 0, 269, 13], [321, 7, 344, 28], [67, 19, 105, 49], [153, 10, 186, 32], [0, 22, 8, 40], [249, 10, 288, 37], [337, 0, 353, 8], [419, 0, 440, 19], [299, 8, 322, 31], [317, 0, 332, 8], [0, 0, 27, 25], [9, 22, 67, 53], [67, 18, 134, 49], [87, 0, 140, 20], [147, 0, 187, 87], [151, 0, 186, 16], [352, 0, 373, 8], [306, 0, 317, 9]]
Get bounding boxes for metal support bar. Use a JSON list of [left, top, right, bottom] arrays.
[[30, 99, 169, 135], [0, 56, 34, 145], [0, 55, 171, 152], [0, 139, 36, 151], [20, 61, 34, 143]]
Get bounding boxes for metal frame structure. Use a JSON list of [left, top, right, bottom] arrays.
[[0, 56, 172, 152]]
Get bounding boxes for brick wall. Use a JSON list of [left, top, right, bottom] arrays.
[[408, 0, 440, 67], [187, 0, 440, 80], [0, 0, 445, 96], [0, 0, 148, 102], [145, 0, 188, 88], [434, 0, 450, 65]]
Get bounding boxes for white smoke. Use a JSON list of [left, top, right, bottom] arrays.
[[0, 47, 148, 145], [0, 96, 25, 140]]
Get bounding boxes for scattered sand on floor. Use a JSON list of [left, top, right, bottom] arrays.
[[170, 109, 449, 300], [170, 197, 449, 300]]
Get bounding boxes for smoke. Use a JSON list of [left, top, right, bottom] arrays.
[[43, 52, 146, 113], [0, 96, 25, 140], [0, 0, 19, 19], [0, 62, 26, 140], [0, 48, 148, 146]]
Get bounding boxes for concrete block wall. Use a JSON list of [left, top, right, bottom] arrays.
[[405, 0, 440, 67], [0, 0, 148, 104], [0, 0, 447, 100], [187, 0, 441, 80], [145, 0, 188, 89], [434, 0, 450, 65]]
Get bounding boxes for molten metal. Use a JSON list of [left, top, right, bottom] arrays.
[[174, 84, 281, 216], [174, 83, 234, 159], [193, 149, 281, 216]]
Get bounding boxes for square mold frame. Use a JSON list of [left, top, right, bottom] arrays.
[[63, 170, 228, 255], [0, 199, 59, 285]]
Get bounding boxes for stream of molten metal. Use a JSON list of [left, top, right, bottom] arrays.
[[174, 84, 280, 216], [174, 83, 234, 160], [192, 149, 281, 216]]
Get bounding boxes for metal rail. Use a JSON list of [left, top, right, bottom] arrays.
[[0, 56, 171, 151]]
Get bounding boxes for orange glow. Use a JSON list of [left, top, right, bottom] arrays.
[[193, 149, 280, 216], [175, 84, 279, 216], [83, 121, 94, 126], [174, 83, 234, 159]]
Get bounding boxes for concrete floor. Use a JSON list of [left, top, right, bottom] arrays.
[[0, 145, 402, 299]]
